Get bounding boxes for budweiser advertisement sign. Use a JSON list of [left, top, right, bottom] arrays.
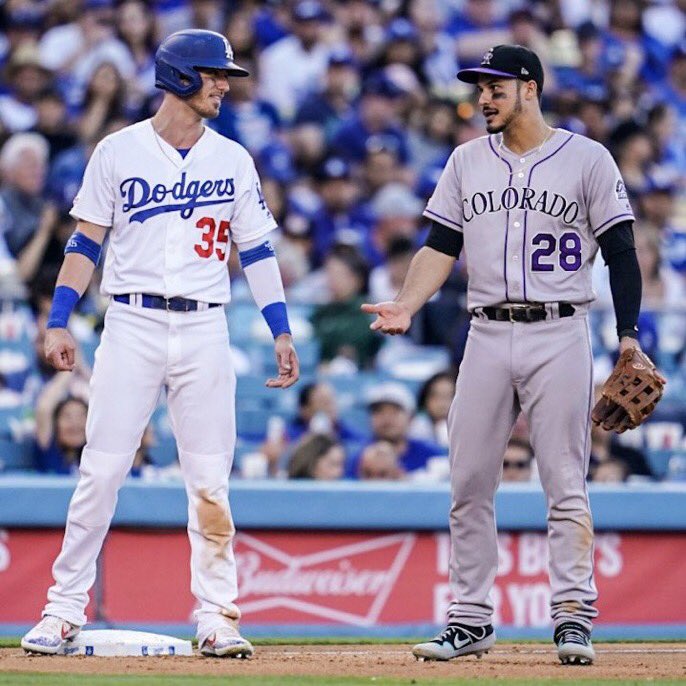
[[1, 529, 684, 627]]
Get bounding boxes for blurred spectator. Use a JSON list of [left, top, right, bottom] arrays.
[[130, 423, 156, 478], [115, 0, 158, 110], [0, 42, 53, 133], [501, 437, 534, 483], [592, 458, 630, 483], [589, 411, 653, 482], [507, 8, 556, 93], [446, 0, 509, 63], [310, 243, 381, 368], [225, 7, 260, 57], [610, 120, 655, 196], [409, 370, 456, 447], [287, 433, 345, 480], [35, 395, 88, 474], [38, 0, 135, 110], [330, 72, 410, 165], [31, 88, 78, 161], [210, 59, 281, 155], [258, 0, 332, 122], [333, 0, 383, 68], [634, 225, 686, 361], [287, 381, 361, 443], [308, 158, 375, 266], [407, 98, 457, 175], [362, 142, 403, 198], [348, 382, 446, 476], [358, 440, 405, 480], [370, 182, 424, 266], [369, 236, 415, 303], [0, 133, 60, 284], [293, 46, 360, 147], [555, 22, 606, 102], [646, 103, 684, 174], [77, 61, 127, 142]]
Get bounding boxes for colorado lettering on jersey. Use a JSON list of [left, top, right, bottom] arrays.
[[120, 171, 236, 223], [463, 187, 580, 225]]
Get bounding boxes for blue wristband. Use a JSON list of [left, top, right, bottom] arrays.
[[261, 301, 291, 338], [64, 231, 102, 266], [47, 286, 80, 329]]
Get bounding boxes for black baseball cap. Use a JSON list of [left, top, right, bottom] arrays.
[[457, 45, 544, 95]]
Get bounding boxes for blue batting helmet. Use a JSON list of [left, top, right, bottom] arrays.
[[155, 29, 249, 98]]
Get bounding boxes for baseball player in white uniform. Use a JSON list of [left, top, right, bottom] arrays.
[[22, 29, 299, 658], [364, 45, 647, 665]]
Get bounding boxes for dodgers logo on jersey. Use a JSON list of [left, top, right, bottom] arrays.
[[120, 172, 236, 223]]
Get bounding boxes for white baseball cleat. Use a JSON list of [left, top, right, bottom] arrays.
[[21, 615, 81, 655], [412, 622, 496, 661], [200, 626, 254, 659], [554, 622, 595, 665]]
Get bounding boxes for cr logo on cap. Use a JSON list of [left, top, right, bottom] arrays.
[[481, 49, 493, 65]]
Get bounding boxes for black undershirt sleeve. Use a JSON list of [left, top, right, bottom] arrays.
[[425, 220, 464, 258], [596, 220, 641, 340]]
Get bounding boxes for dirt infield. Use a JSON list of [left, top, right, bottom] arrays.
[[2, 643, 686, 681]]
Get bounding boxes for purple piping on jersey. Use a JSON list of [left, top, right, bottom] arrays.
[[424, 208, 463, 229], [592, 212, 634, 236], [582, 317, 597, 599], [488, 136, 513, 302], [523, 132, 575, 301]]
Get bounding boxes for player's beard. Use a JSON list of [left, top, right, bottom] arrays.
[[485, 86, 523, 134]]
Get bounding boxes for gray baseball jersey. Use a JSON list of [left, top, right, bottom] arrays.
[[421, 129, 632, 635], [424, 129, 634, 309]]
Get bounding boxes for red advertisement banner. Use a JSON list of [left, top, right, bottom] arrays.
[[1, 529, 684, 627]]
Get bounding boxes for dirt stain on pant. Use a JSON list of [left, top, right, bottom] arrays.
[[196, 488, 235, 561]]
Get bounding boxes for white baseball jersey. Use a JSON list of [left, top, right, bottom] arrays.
[[424, 129, 634, 310], [71, 119, 277, 303]]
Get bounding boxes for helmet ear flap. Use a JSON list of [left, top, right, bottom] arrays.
[[154, 57, 203, 97]]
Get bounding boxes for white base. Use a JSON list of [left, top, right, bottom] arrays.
[[57, 630, 193, 657]]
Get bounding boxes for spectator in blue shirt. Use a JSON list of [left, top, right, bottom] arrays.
[[555, 22, 607, 102], [35, 396, 88, 474], [209, 58, 280, 154], [293, 46, 360, 145], [330, 72, 410, 165], [287, 381, 363, 443], [307, 157, 376, 265], [347, 382, 446, 477]]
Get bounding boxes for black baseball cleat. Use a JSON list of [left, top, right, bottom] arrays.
[[412, 622, 495, 661], [554, 621, 595, 665]]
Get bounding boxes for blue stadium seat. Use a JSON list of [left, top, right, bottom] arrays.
[[0, 438, 33, 471]]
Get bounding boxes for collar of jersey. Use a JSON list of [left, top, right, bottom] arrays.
[[495, 128, 560, 159], [148, 119, 210, 167]]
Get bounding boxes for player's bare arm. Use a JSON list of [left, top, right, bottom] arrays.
[[45, 220, 107, 372], [362, 246, 456, 335]]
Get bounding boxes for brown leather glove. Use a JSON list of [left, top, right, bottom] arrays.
[[591, 348, 665, 433]]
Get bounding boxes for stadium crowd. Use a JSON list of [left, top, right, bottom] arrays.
[[0, 0, 685, 483]]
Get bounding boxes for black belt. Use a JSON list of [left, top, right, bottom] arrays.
[[476, 302, 575, 323], [113, 294, 222, 312]]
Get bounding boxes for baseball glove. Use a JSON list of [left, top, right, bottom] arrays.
[[591, 348, 665, 433]]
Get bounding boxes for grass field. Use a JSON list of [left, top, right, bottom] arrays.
[[1, 676, 686, 686]]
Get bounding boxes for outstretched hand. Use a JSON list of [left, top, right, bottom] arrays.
[[361, 301, 412, 335], [266, 334, 300, 388]]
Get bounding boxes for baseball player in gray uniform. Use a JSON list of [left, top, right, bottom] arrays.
[[363, 45, 646, 665]]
